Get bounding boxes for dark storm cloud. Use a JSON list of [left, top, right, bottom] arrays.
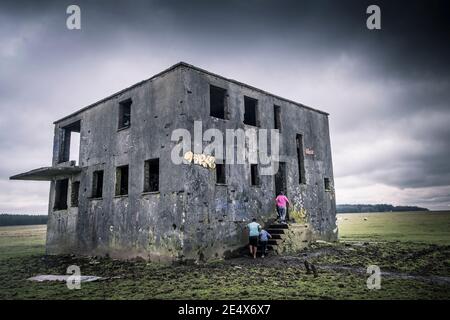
[[2, 0, 448, 76], [1, 0, 449, 211]]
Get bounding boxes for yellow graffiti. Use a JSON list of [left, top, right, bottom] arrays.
[[184, 151, 216, 169]]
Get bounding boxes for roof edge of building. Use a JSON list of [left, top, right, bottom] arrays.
[[54, 61, 328, 124], [179, 62, 329, 116], [53, 62, 185, 124]]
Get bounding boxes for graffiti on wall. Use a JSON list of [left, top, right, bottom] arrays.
[[184, 151, 216, 169]]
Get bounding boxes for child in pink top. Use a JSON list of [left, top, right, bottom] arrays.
[[276, 194, 289, 208], [275, 191, 290, 224]]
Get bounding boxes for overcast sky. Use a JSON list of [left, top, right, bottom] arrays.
[[1, 0, 449, 213]]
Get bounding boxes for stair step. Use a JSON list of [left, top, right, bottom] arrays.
[[268, 224, 289, 229], [271, 234, 283, 240], [266, 229, 285, 235]]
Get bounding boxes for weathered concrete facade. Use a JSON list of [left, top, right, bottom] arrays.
[[11, 62, 337, 262]]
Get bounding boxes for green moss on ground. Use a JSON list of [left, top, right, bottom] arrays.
[[0, 212, 449, 300], [0, 241, 449, 300]]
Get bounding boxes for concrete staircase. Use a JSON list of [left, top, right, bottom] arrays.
[[257, 223, 289, 256]]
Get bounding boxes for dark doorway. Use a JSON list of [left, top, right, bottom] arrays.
[[274, 162, 286, 196], [274, 162, 288, 220], [54, 179, 69, 210]]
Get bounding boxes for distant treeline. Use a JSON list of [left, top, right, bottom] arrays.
[[336, 204, 429, 213], [0, 214, 48, 226]]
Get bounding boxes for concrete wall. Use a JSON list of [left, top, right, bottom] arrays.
[[178, 66, 336, 261], [46, 64, 336, 262]]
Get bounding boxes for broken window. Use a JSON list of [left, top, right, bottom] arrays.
[[92, 170, 103, 198], [250, 164, 259, 186], [118, 99, 132, 130], [69, 132, 80, 163], [243, 96, 258, 126], [324, 178, 331, 191], [216, 163, 226, 184], [144, 159, 159, 192], [274, 105, 281, 131], [296, 134, 306, 184], [92, 170, 104, 198], [71, 181, 80, 207], [115, 165, 129, 196], [54, 179, 69, 210], [210, 85, 227, 119], [58, 120, 81, 164]]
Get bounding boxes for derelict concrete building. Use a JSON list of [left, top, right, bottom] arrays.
[[11, 62, 337, 262]]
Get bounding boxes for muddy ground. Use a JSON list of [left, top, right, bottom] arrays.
[[0, 241, 449, 300]]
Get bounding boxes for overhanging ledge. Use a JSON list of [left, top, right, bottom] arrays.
[[10, 166, 82, 181]]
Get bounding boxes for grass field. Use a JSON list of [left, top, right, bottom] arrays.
[[0, 225, 46, 260], [338, 211, 450, 244], [0, 212, 449, 300]]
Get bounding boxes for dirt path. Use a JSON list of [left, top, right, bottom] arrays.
[[317, 264, 450, 286], [224, 251, 450, 287]]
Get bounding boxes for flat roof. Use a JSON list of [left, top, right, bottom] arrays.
[[54, 62, 328, 124]]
